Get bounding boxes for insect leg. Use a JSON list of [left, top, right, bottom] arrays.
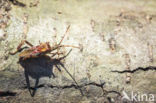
[[9, 40, 34, 55], [50, 52, 64, 58], [53, 49, 72, 61], [59, 62, 84, 96], [25, 40, 33, 47], [60, 45, 80, 49], [58, 25, 70, 45], [9, 40, 26, 55], [56, 25, 70, 58]]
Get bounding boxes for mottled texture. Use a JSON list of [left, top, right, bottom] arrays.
[[0, 0, 156, 103]]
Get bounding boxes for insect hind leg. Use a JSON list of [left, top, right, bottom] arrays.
[[9, 40, 33, 55]]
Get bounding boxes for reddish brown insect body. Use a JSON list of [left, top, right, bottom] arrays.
[[18, 42, 51, 60], [9, 25, 80, 60]]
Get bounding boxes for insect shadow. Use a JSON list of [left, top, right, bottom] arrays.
[[18, 50, 72, 97]]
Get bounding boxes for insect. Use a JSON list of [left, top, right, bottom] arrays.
[[9, 25, 80, 60], [9, 15, 84, 96]]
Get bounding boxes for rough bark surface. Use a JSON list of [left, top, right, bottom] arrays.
[[0, 0, 156, 103]]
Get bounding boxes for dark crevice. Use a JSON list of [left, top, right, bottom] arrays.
[[111, 66, 156, 73], [0, 91, 16, 97], [22, 82, 105, 90], [86, 82, 105, 87], [21, 82, 106, 97]]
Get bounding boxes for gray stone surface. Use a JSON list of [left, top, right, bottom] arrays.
[[0, 0, 156, 103]]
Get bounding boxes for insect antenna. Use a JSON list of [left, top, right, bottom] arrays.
[[58, 25, 70, 45]]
